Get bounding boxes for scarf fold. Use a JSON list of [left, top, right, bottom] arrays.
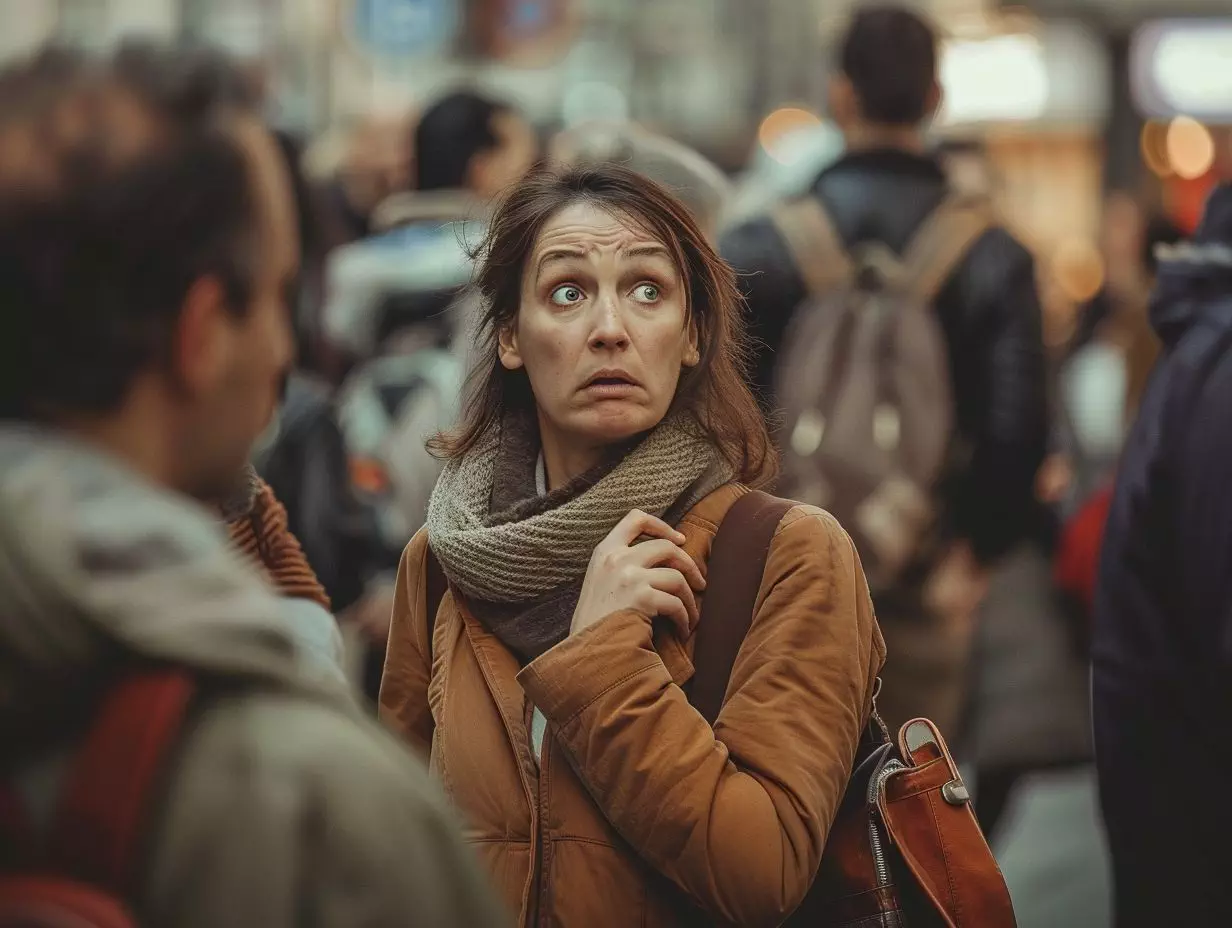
[[426, 410, 731, 660]]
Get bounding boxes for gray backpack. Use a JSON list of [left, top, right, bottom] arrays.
[[772, 194, 992, 595]]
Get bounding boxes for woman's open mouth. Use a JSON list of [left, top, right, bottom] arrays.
[[582, 371, 640, 397]]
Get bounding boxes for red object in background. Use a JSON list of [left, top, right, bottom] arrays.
[[1165, 173, 1217, 235], [1054, 484, 1115, 617]]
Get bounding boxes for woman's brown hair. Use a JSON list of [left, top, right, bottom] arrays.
[[432, 162, 776, 487]]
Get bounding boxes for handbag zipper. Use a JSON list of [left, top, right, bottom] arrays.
[[867, 758, 907, 888]]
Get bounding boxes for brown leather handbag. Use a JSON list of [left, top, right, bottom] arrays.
[[687, 490, 1017, 927]]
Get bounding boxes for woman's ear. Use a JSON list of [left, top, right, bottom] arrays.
[[497, 323, 524, 371], [682, 318, 701, 368]]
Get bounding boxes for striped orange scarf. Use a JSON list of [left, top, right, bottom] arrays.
[[227, 477, 331, 611]]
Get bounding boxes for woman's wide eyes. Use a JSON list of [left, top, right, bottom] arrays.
[[549, 285, 584, 306], [548, 283, 662, 305]]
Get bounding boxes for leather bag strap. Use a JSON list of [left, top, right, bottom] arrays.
[[688, 490, 795, 726]]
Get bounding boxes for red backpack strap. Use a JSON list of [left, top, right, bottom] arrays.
[[688, 490, 795, 726], [46, 669, 196, 895]]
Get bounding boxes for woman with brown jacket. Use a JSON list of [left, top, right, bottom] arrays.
[[380, 164, 886, 927]]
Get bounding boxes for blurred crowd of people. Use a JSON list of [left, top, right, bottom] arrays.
[[1, 4, 1228, 927]]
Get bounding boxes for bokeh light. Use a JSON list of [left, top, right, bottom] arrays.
[[1052, 238, 1106, 304], [1165, 116, 1215, 180], [757, 107, 823, 165], [1139, 121, 1172, 177]]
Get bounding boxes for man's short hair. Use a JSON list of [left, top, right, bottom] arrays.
[[0, 42, 262, 419], [839, 5, 939, 126], [414, 90, 511, 192]]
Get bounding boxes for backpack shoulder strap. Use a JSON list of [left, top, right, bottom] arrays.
[[48, 669, 195, 894], [688, 490, 796, 726], [770, 198, 855, 299], [898, 193, 995, 305]]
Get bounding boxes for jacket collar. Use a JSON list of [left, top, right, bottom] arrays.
[[1150, 184, 1232, 346], [814, 146, 947, 189]]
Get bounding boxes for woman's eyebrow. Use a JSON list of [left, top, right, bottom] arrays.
[[623, 244, 672, 260], [535, 247, 586, 276]]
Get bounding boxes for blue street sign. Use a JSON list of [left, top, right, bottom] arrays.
[[350, 0, 460, 58]]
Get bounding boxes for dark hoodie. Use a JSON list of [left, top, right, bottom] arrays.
[[1093, 184, 1232, 927]]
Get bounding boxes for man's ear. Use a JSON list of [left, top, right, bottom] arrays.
[[172, 275, 232, 396], [465, 149, 490, 197], [925, 80, 943, 123], [827, 75, 859, 128], [497, 322, 524, 371]]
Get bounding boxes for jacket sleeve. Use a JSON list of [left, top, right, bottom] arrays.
[[720, 217, 807, 404], [377, 528, 434, 757], [518, 507, 885, 928], [1169, 348, 1232, 674], [949, 231, 1049, 564]]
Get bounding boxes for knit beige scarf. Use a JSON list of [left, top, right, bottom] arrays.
[[427, 410, 729, 659]]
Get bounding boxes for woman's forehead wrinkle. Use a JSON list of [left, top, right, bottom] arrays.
[[533, 223, 668, 261]]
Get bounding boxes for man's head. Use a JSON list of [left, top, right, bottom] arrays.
[[414, 90, 539, 199], [0, 43, 298, 503], [829, 6, 941, 141]]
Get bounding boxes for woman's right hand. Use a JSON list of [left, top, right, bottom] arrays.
[[571, 509, 706, 639]]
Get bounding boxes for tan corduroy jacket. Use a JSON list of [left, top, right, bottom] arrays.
[[380, 483, 886, 928]]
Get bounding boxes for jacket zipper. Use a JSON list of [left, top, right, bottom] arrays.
[[535, 737, 552, 927], [461, 619, 538, 926], [867, 758, 906, 888]]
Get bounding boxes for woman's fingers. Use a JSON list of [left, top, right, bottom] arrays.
[[630, 539, 705, 591], [648, 588, 692, 640], [605, 508, 686, 549], [645, 568, 699, 628]]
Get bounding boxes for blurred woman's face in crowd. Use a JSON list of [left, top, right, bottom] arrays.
[[498, 200, 698, 455]]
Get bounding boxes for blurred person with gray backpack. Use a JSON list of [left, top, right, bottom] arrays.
[[721, 5, 1048, 737]]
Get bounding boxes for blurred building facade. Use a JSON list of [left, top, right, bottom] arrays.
[[1, 0, 1230, 331]]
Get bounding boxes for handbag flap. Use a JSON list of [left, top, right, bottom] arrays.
[[877, 719, 1017, 928]]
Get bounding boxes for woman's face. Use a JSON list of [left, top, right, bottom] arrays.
[[499, 200, 698, 452]]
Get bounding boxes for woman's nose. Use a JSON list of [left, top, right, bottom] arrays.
[[588, 296, 630, 350]]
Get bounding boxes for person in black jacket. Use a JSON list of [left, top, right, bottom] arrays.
[[1093, 185, 1232, 927], [722, 5, 1047, 570], [720, 5, 1047, 737]]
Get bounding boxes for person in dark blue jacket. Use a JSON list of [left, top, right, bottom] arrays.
[[1093, 184, 1232, 926]]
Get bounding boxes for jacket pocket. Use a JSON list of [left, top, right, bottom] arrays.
[[542, 838, 647, 928]]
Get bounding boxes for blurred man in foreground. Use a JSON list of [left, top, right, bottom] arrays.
[[1094, 185, 1232, 926], [0, 43, 504, 927]]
